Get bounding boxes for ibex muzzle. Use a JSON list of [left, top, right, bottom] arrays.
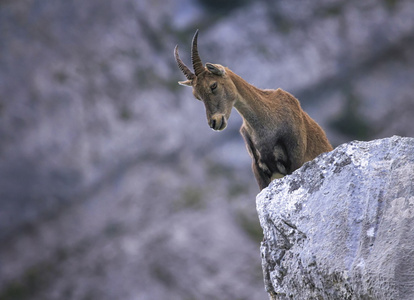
[[175, 30, 333, 189], [209, 114, 226, 131]]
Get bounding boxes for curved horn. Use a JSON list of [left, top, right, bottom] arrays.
[[191, 29, 205, 76], [174, 45, 195, 80]]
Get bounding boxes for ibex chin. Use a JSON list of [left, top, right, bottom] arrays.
[[175, 30, 333, 190]]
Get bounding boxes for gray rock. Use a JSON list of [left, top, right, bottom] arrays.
[[257, 136, 414, 300]]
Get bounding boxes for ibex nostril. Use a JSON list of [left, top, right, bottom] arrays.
[[211, 119, 216, 129]]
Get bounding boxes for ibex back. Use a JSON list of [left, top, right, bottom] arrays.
[[175, 30, 333, 190]]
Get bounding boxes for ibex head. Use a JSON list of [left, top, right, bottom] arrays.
[[175, 30, 237, 131]]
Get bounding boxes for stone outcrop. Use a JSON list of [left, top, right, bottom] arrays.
[[257, 136, 414, 300]]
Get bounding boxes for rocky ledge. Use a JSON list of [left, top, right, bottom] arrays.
[[257, 136, 414, 300]]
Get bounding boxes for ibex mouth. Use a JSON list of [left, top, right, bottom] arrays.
[[210, 114, 227, 131]]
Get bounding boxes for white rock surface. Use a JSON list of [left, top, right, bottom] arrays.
[[257, 136, 414, 299]]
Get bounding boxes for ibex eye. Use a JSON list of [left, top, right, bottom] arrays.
[[210, 83, 217, 91]]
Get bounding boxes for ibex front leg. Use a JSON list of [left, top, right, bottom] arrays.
[[241, 127, 272, 190]]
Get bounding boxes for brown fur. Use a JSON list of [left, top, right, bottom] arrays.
[[175, 31, 333, 189]]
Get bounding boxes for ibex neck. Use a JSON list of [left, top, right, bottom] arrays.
[[228, 70, 271, 132]]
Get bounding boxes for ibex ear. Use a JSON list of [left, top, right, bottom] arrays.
[[206, 63, 225, 76], [178, 80, 193, 87]]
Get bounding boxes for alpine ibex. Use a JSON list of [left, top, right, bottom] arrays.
[[175, 30, 333, 190]]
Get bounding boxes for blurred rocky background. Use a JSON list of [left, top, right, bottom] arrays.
[[0, 0, 413, 299]]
